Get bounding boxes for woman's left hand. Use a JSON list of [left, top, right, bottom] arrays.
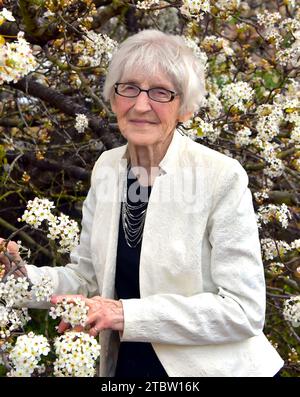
[[50, 295, 124, 337]]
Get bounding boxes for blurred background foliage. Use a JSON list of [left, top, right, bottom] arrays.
[[0, 0, 299, 376]]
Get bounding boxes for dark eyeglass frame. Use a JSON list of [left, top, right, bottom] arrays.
[[114, 83, 179, 103]]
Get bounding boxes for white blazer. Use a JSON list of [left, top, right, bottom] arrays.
[[26, 129, 284, 377]]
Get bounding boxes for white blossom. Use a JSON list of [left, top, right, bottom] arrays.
[[268, 262, 285, 275], [263, 156, 284, 179], [276, 45, 300, 67], [53, 332, 100, 377], [221, 81, 254, 113], [49, 297, 88, 328], [283, 296, 300, 328], [47, 213, 80, 253], [0, 32, 37, 85], [257, 203, 292, 229], [257, 11, 282, 30], [280, 18, 300, 34], [235, 126, 252, 147], [253, 190, 269, 204], [136, 0, 160, 10], [75, 114, 89, 134], [18, 198, 55, 229], [255, 104, 283, 142], [183, 117, 220, 142], [0, 8, 16, 23], [214, 0, 240, 11], [290, 239, 300, 251], [18, 197, 79, 254], [7, 332, 50, 377], [201, 35, 233, 56], [0, 276, 30, 307], [206, 93, 223, 118], [0, 305, 30, 339], [260, 238, 291, 261], [290, 125, 300, 145], [31, 276, 54, 302], [180, 0, 210, 21], [79, 30, 118, 67]]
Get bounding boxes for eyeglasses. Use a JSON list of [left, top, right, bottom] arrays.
[[114, 83, 179, 103]]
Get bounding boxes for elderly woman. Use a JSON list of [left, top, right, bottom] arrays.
[[1, 30, 283, 377]]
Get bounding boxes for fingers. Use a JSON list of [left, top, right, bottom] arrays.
[[6, 241, 20, 255], [51, 295, 103, 336], [0, 240, 22, 273], [72, 325, 85, 332], [84, 312, 99, 328], [89, 325, 100, 337], [50, 294, 85, 305], [90, 296, 103, 302], [0, 254, 10, 268], [57, 320, 71, 334]]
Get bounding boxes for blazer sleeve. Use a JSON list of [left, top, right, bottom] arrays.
[[121, 160, 266, 345], [24, 157, 102, 309]]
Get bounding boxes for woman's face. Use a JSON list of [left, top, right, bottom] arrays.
[[110, 70, 192, 147]]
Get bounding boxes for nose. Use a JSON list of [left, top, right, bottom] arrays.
[[133, 91, 152, 112]]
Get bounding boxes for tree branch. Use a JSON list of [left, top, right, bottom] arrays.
[[12, 77, 121, 150], [6, 151, 91, 181], [0, 216, 52, 259]]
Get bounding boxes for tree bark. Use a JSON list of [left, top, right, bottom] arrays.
[[12, 77, 121, 150]]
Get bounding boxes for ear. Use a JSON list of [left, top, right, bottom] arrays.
[[177, 111, 193, 123]]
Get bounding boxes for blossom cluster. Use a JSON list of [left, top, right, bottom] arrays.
[[201, 35, 234, 56], [213, 0, 240, 11], [49, 297, 88, 328], [0, 305, 30, 339], [256, 11, 300, 66], [75, 114, 89, 134], [253, 190, 269, 205], [256, 203, 292, 229], [0, 8, 15, 24], [0, 276, 30, 307], [0, 274, 53, 338], [261, 238, 292, 261], [288, 347, 300, 364], [255, 104, 283, 142], [259, 142, 284, 178], [0, 32, 37, 85], [31, 276, 54, 302], [7, 332, 50, 377], [267, 262, 285, 276], [180, 0, 211, 21], [53, 332, 101, 377], [291, 239, 300, 251], [206, 93, 222, 119], [235, 127, 252, 147], [283, 296, 300, 328], [136, 0, 161, 10], [221, 81, 254, 113], [182, 117, 221, 143], [78, 30, 118, 68], [18, 197, 79, 253]]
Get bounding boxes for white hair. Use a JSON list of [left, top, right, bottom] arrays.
[[103, 29, 206, 116]]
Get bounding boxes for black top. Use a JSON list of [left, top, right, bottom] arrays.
[[114, 167, 168, 378]]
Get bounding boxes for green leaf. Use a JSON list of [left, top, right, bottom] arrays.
[[0, 145, 7, 168], [262, 71, 282, 90]]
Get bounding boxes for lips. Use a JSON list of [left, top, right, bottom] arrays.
[[130, 120, 157, 124]]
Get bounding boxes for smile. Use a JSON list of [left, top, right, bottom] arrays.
[[130, 120, 157, 124]]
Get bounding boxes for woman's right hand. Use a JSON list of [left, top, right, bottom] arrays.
[[0, 238, 27, 278]]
